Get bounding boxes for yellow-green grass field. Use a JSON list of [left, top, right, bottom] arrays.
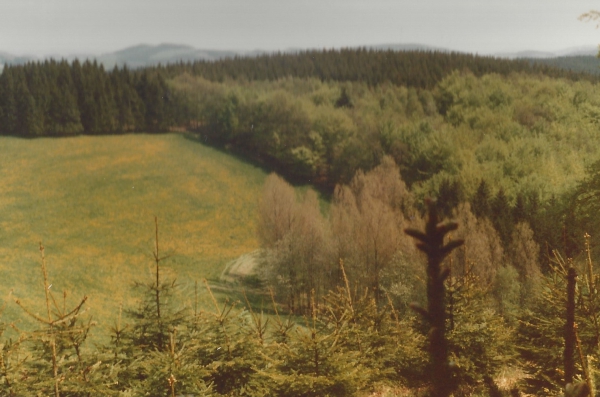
[[0, 133, 268, 339]]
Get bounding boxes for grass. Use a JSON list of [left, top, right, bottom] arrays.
[[0, 133, 269, 339]]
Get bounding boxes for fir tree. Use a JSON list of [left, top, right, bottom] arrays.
[[116, 217, 187, 394]]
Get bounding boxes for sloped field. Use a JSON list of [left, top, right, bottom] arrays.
[[0, 133, 267, 336]]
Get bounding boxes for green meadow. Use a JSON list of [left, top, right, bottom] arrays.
[[0, 133, 268, 336]]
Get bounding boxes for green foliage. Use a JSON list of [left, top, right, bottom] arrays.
[[263, 301, 369, 397], [168, 67, 600, 219], [334, 86, 354, 109], [131, 332, 212, 397], [567, 159, 600, 259], [447, 274, 517, 389], [491, 188, 514, 248], [492, 265, 521, 319]]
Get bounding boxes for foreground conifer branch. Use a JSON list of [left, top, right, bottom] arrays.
[[567, 238, 593, 397], [13, 243, 90, 397], [564, 266, 576, 387], [562, 264, 589, 397], [405, 199, 464, 397]]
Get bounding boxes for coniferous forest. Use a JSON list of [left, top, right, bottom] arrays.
[[5, 49, 600, 395]]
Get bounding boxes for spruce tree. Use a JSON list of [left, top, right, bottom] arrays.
[[14, 76, 42, 136], [116, 217, 188, 394], [0, 66, 17, 134], [12, 243, 113, 396], [491, 188, 514, 249], [513, 192, 527, 224], [471, 179, 491, 220], [517, 251, 593, 395], [46, 61, 83, 135], [260, 289, 370, 397], [437, 177, 463, 219], [126, 217, 184, 351]]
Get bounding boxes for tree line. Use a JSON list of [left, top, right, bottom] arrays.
[[159, 48, 600, 89], [0, 59, 177, 136]]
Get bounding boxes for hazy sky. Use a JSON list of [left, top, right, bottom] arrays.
[[1, 0, 600, 56]]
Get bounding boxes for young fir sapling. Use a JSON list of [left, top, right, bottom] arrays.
[[13, 243, 92, 397]]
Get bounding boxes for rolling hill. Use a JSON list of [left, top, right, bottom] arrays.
[[2, 42, 599, 71]]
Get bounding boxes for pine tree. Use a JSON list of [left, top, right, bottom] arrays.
[[126, 217, 184, 351], [24, 62, 49, 133], [190, 282, 266, 395], [136, 71, 172, 132], [445, 269, 517, 392], [111, 64, 145, 132]]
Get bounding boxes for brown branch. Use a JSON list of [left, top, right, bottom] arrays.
[[13, 299, 51, 325]]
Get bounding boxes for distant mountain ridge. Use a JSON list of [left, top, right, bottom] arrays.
[[94, 43, 243, 68], [494, 45, 598, 59], [0, 43, 599, 71], [0, 44, 254, 70]]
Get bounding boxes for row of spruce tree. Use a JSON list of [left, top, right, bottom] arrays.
[[0, 60, 178, 136]]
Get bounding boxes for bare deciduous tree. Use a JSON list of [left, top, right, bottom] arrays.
[[452, 203, 504, 284], [257, 173, 297, 248], [258, 174, 334, 312], [331, 156, 416, 306]]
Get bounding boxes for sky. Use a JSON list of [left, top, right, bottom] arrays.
[[1, 0, 600, 56]]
